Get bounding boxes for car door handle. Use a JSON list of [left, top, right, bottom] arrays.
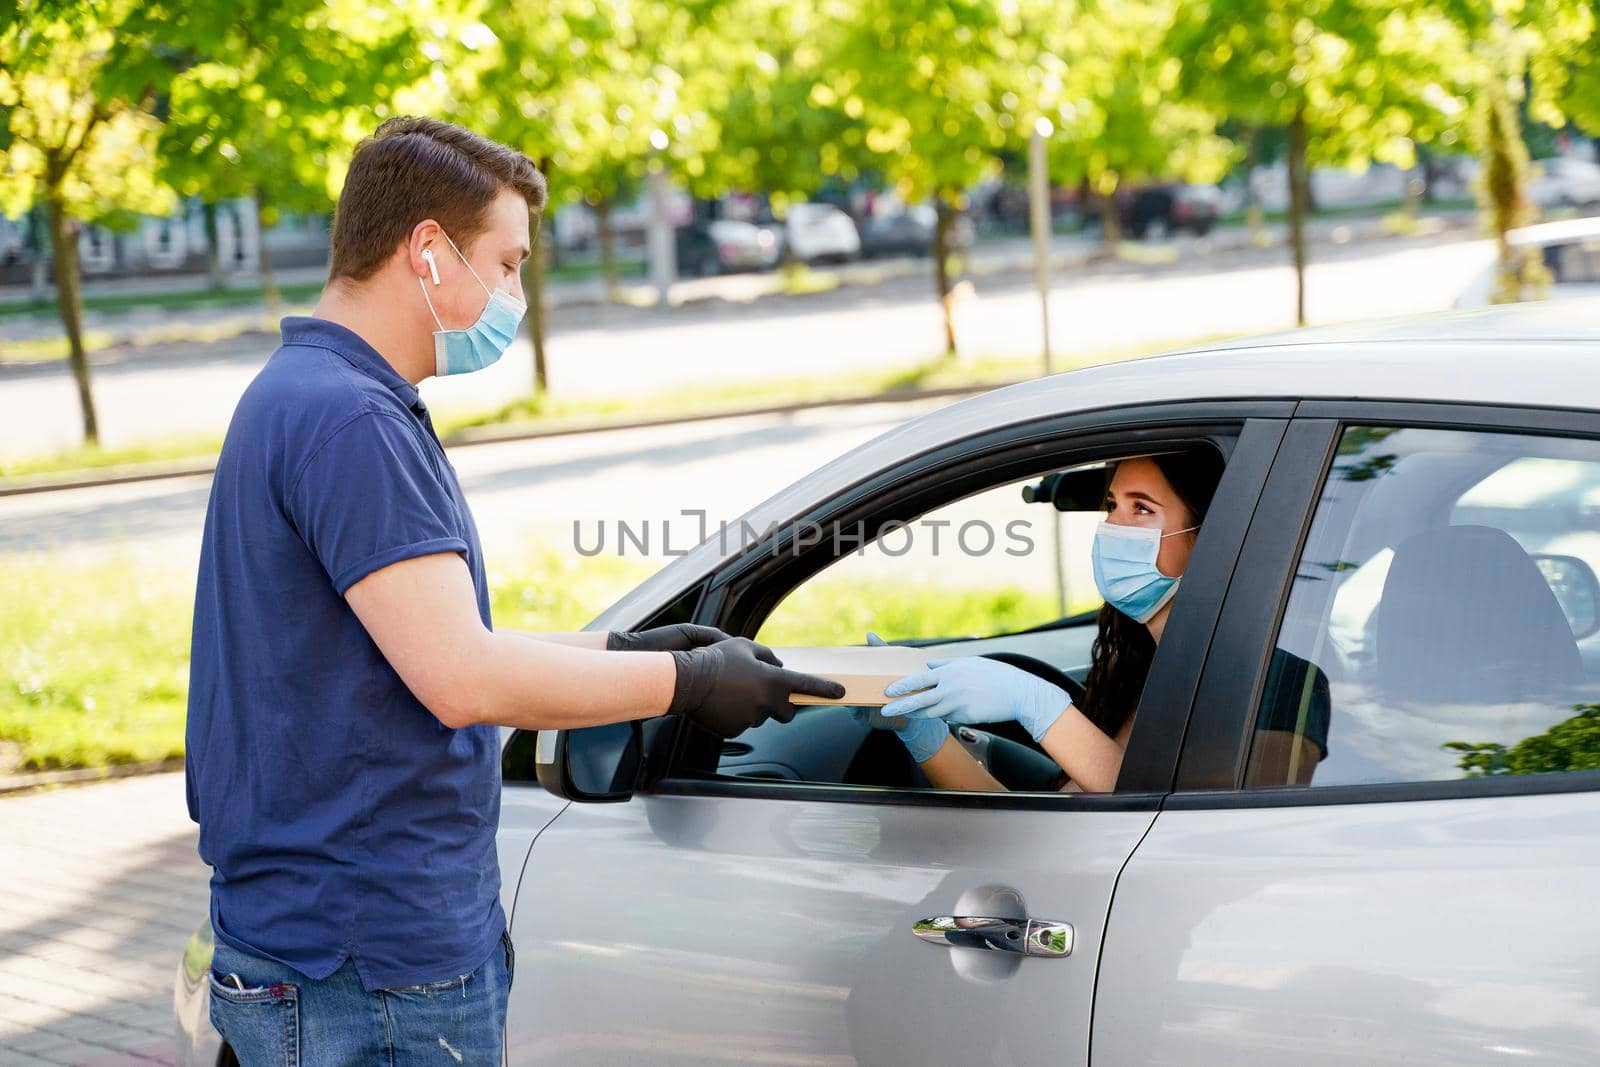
[[912, 916, 1074, 958]]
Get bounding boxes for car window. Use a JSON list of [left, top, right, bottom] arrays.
[[714, 445, 1230, 794], [1545, 238, 1600, 285], [1248, 425, 1600, 790], [754, 472, 1099, 650]]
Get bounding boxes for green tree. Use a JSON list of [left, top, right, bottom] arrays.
[[1444, 0, 1594, 301], [0, 0, 179, 444], [464, 0, 713, 389], [829, 0, 1025, 357], [690, 0, 869, 206], [1167, 0, 1471, 325], [157, 1, 427, 312], [1475, 72, 1549, 302], [1447, 704, 1600, 777], [1027, 0, 1233, 251]]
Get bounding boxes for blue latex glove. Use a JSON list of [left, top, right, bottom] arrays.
[[849, 705, 949, 763], [883, 655, 1070, 742], [855, 631, 948, 762]]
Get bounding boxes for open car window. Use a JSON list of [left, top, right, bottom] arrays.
[[708, 439, 1236, 795]]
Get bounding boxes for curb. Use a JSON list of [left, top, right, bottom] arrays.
[[0, 756, 185, 796], [0, 381, 1006, 498]]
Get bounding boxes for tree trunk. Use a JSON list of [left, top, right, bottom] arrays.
[[253, 190, 280, 315], [1245, 127, 1266, 247], [27, 205, 50, 301], [933, 196, 957, 358], [595, 199, 619, 302], [525, 208, 549, 394], [202, 200, 226, 291], [1096, 181, 1122, 254], [1286, 107, 1310, 326], [1477, 76, 1542, 303], [45, 192, 99, 445]]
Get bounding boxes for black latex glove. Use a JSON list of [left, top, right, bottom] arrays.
[[606, 624, 733, 653], [668, 637, 846, 739]]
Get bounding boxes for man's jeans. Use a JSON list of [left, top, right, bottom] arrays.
[[208, 930, 513, 1066]]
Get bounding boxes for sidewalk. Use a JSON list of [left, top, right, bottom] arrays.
[[0, 209, 1475, 354], [0, 772, 206, 1065]]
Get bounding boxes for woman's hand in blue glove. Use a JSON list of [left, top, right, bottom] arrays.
[[849, 705, 949, 764], [882, 655, 1070, 742], [854, 632, 948, 762]]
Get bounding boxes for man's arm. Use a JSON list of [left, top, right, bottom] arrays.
[[518, 631, 609, 649], [346, 552, 674, 730], [345, 552, 844, 734]]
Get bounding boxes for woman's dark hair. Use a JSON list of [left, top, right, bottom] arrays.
[[1077, 448, 1225, 738]]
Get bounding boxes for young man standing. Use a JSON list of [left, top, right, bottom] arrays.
[[185, 117, 842, 1065]]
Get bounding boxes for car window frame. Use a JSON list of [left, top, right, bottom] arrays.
[[643, 401, 1295, 809], [1171, 399, 1600, 809]]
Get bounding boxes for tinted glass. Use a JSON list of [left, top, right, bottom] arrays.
[[1249, 426, 1600, 789]]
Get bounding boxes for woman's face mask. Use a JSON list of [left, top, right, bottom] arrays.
[[417, 230, 527, 377], [1091, 520, 1198, 624]]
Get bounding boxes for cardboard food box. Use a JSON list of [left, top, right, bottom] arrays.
[[771, 645, 936, 706]]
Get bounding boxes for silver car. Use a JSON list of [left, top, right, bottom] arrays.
[[177, 301, 1600, 1066]]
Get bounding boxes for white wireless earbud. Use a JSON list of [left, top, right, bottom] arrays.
[[422, 248, 441, 286]]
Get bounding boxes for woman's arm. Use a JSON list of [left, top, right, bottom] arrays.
[[1036, 704, 1128, 794], [917, 734, 1009, 792]]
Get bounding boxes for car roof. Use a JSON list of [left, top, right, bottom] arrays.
[[1507, 216, 1600, 248], [591, 299, 1600, 630]]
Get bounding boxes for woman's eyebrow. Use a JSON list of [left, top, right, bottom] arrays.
[[1121, 490, 1160, 504]]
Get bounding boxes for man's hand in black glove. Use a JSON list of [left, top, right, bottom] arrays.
[[607, 624, 732, 653], [668, 637, 845, 738]]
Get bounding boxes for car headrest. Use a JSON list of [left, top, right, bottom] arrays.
[[1376, 525, 1581, 705]]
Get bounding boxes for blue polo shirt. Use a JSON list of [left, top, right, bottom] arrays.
[[185, 316, 504, 992]]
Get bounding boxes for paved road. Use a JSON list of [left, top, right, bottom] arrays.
[[0, 394, 1110, 606], [0, 229, 1494, 458], [0, 772, 207, 1065]]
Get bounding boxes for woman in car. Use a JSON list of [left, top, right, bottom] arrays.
[[867, 450, 1328, 792]]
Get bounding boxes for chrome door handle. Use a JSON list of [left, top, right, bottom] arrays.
[[913, 916, 1074, 958]]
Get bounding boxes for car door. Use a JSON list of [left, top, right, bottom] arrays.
[[509, 408, 1290, 1065], [1093, 406, 1600, 1066]]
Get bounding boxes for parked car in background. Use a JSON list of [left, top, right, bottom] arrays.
[[1529, 157, 1600, 213], [858, 204, 975, 258], [1454, 217, 1600, 306], [675, 217, 781, 277], [784, 201, 861, 263], [1121, 183, 1220, 238], [179, 300, 1600, 1067]]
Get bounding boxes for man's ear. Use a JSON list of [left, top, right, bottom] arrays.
[[406, 218, 443, 282]]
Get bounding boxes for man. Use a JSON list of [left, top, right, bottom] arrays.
[[185, 116, 842, 1066]]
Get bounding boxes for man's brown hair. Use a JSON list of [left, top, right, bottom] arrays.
[[328, 116, 547, 282]]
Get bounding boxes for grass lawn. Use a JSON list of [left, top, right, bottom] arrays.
[[0, 281, 327, 323], [0, 556, 194, 771], [2, 545, 1094, 772], [0, 259, 648, 325], [0, 433, 225, 481]]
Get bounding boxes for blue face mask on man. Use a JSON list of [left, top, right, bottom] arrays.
[[1091, 520, 1198, 624], [417, 230, 527, 377]]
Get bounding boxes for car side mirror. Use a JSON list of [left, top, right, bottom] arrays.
[[535, 721, 643, 802], [1532, 554, 1600, 640]]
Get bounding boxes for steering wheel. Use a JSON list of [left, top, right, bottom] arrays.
[[849, 649, 1090, 792], [977, 651, 1088, 707], [941, 651, 1089, 792]]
